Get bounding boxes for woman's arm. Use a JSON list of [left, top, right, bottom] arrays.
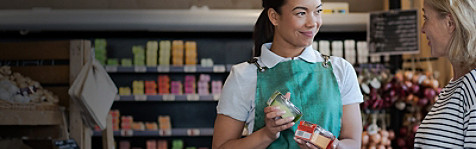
[[212, 106, 295, 149], [293, 103, 362, 149], [336, 103, 362, 149]]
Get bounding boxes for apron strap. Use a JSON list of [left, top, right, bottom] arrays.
[[247, 58, 268, 72], [321, 54, 330, 68]]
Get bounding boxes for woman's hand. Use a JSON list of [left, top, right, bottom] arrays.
[[294, 137, 319, 149], [262, 92, 295, 140], [294, 137, 340, 149]]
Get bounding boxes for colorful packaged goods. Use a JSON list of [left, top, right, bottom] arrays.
[[159, 40, 171, 65], [157, 75, 170, 94], [119, 87, 131, 96], [145, 80, 157, 95], [198, 74, 210, 95], [211, 81, 222, 94], [172, 40, 184, 66], [133, 45, 145, 66], [171, 81, 183, 94], [184, 75, 196, 94], [295, 121, 337, 149], [121, 58, 133, 66], [146, 41, 158, 66], [185, 41, 197, 65], [133, 80, 144, 95]]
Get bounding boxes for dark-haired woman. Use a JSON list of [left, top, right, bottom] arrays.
[[212, 0, 363, 148]]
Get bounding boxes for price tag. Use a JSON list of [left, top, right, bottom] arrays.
[[134, 66, 147, 72], [134, 95, 147, 101], [184, 66, 197, 72], [121, 130, 134, 136], [213, 65, 226, 72], [162, 94, 175, 101], [159, 129, 172, 136], [186, 94, 200, 101], [105, 66, 118, 72], [157, 66, 170, 72], [187, 129, 200, 136]]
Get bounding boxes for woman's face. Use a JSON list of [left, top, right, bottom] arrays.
[[272, 0, 322, 48], [422, 2, 454, 57]]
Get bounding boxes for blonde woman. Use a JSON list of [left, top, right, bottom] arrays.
[[414, 0, 476, 148]]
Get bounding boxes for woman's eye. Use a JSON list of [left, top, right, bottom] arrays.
[[317, 9, 323, 14], [297, 12, 306, 16]]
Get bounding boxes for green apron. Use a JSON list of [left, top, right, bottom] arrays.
[[251, 55, 342, 149]]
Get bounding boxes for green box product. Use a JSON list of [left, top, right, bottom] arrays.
[[172, 140, 183, 149], [267, 91, 302, 122], [94, 39, 107, 49], [107, 59, 119, 66], [121, 59, 133, 66]]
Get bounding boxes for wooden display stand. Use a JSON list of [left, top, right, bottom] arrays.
[[0, 40, 113, 149]]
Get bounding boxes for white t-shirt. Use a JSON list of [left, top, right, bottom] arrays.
[[217, 43, 363, 133]]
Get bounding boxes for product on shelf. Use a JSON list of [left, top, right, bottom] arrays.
[[146, 140, 156, 149], [211, 81, 222, 94], [331, 40, 343, 58], [121, 58, 133, 67], [121, 115, 133, 130], [0, 66, 59, 104], [157, 140, 168, 149], [200, 58, 214, 67], [198, 74, 210, 95], [132, 80, 144, 95], [107, 58, 119, 66], [171, 81, 183, 94], [119, 140, 130, 149], [184, 75, 196, 94], [172, 140, 184, 149], [185, 41, 197, 65], [158, 115, 172, 130], [145, 122, 158, 130], [157, 75, 170, 94], [312, 41, 318, 51], [357, 41, 369, 64], [133, 45, 146, 66], [110, 110, 120, 131], [344, 40, 356, 65], [95, 39, 107, 65], [146, 41, 158, 66], [145, 81, 157, 95], [132, 121, 145, 131], [318, 40, 330, 56], [119, 87, 131, 96], [172, 40, 184, 66], [159, 41, 171, 65], [294, 121, 336, 149]]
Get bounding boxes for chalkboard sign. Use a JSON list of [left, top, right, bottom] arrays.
[[368, 9, 419, 55]]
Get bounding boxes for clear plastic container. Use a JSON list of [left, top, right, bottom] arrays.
[[267, 91, 302, 122]]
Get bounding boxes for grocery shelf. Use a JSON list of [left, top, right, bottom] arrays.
[[105, 65, 227, 73], [92, 128, 214, 137], [0, 9, 368, 32], [116, 94, 220, 101]]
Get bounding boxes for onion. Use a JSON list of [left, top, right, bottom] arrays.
[[388, 130, 395, 140], [404, 71, 413, 81], [397, 138, 406, 147], [411, 84, 420, 94], [399, 127, 407, 136], [362, 132, 370, 145], [370, 133, 382, 144], [395, 101, 406, 111], [377, 144, 386, 149], [432, 79, 439, 89], [418, 97, 429, 106], [380, 130, 389, 137]]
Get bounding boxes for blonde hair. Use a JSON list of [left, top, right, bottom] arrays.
[[425, 0, 476, 70]]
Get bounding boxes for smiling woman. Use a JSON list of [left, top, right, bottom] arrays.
[[414, 0, 476, 148], [211, 0, 363, 149]]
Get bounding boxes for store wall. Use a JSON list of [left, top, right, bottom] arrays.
[[0, 0, 383, 12]]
